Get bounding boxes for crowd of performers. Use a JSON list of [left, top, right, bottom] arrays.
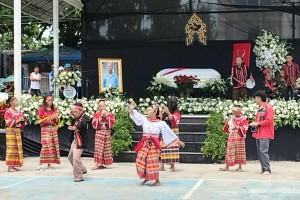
[[3, 96, 113, 181], [231, 53, 299, 100], [3, 90, 275, 184], [3, 95, 184, 184]]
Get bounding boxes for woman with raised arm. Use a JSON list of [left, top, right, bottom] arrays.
[[129, 100, 184, 186]]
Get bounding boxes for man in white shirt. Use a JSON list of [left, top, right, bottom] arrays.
[[30, 66, 42, 96]]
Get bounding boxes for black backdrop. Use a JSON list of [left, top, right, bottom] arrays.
[[22, 125, 94, 157], [81, 0, 300, 99], [81, 39, 300, 98]]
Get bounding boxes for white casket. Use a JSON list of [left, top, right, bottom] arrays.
[[157, 68, 221, 88]]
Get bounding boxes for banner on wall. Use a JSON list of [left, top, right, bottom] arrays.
[[232, 43, 251, 67]]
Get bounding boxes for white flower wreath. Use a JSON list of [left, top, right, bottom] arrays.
[[253, 29, 291, 76], [53, 71, 80, 88]]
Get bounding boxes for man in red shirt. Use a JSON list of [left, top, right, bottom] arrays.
[[281, 53, 299, 100], [250, 90, 274, 175]]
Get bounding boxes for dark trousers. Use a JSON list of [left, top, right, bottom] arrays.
[[232, 87, 247, 100], [256, 139, 271, 172], [285, 85, 295, 101], [30, 89, 41, 96], [76, 87, 82, 99]]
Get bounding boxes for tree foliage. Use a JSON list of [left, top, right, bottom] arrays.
[[0, 5, 81, 50], [58, 8, 81, 48], [0, 5, 51, 50]]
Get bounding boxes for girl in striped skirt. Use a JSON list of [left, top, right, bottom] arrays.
[[37, 96, 60, 170], [160, 96, 184, 171], [91, 100, 115, 170], [4, 97, 25, 172]]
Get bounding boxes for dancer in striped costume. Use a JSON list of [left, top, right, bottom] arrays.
[[37, 96, 60, 170], [4, 96, 25, 172], [68, 103, 89, 182], [220, 105, 249, 172], [129, 100, 184, 186], [160, 96, 184, 171], [92, 100, 115, 170]]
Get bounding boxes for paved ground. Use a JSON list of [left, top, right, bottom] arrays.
[[1, 157, 300, 200]]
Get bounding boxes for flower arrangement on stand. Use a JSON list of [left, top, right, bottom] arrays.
[[53, 71, 80, 88], [174, 75, 199, 97], [253, 29, 291, 76], [146, 75, 176, 97], [201, 77, 229, 98]]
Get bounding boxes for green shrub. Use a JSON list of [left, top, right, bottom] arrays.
[[201, 112, 227, 161], [111, 108, 134, 156]]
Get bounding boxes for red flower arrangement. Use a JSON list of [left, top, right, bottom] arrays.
[[174, 75, 199, 97]]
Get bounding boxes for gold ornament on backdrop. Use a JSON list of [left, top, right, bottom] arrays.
[[185, 13, 207, 46]]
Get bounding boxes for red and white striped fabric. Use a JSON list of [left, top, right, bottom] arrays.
[[92, 111, 115, 130]]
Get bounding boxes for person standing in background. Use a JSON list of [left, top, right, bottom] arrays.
[[263, 68, 278, 99], [58, 66, 65, 99], [276, 69, 287, 99], [49, 64, 54, 95], [5, 82, 14, 93], [231, 56, 254, 100], [281, 53, 299, 100], [64, 63, 72, 72], [75, 65, 82, 99], [30, 66, 42, 96]]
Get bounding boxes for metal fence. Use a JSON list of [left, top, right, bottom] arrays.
[[23, 73, 50, 94]]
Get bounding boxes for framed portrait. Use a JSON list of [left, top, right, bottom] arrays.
[[98, 58, 123, 93]]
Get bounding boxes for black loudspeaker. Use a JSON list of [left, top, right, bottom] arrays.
[[0, 132, 6, 161]]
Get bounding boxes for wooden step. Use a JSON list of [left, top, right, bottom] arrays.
[[180, 115, 209, 123], [178, 123, 206, 132], [179, 132, 206, 142]]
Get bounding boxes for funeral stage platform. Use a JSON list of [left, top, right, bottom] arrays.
[[0, 115, 300, 163]]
